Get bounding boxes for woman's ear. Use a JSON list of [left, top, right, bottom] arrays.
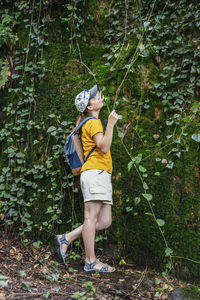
[[87, 104, 93, 111]]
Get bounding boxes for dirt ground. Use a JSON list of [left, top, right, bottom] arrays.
[[0, 235, 193, 300]]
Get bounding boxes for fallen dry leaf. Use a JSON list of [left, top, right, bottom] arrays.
[[132, 285, 137, 289], [161, 294, 169, 300], [0, 293, 6, 300], [40, 265, 50, 275], [161, 283, 170, 289], [146, 292, 151, 298], [91, 273, 101, 279], [10, 247, 17, 255], [16, 253, 23, 261]]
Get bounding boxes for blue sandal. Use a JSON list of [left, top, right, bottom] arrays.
[[56, 234, 70, 265], [84, 259, 116, 273]]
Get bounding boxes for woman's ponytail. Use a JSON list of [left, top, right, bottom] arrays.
[[75, 114, 83, 127], [73, 100, 92, 132]]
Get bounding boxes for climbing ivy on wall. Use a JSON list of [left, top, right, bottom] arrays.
[[0, 1, 76, 241], [0, 0, 199, 280], [98, 0, 200, 279]]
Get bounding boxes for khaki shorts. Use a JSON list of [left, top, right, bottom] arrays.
[[80, 169, 113, 205]]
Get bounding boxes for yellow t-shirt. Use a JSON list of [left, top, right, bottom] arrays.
[[80, 119, 112, 174]]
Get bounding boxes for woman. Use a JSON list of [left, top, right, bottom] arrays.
[[56, 85, 119, 273]]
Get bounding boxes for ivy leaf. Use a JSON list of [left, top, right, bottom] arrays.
[[145, 212, 153, 216], [134, 197, 141, 205], [165, 247, 173, 257], [126, 206, 133, 212], [166, 120, 174, 126], [155, 279, 161, 285], [118, 130, 124, 138], [143, 182, 149, 190], [53, 287, 61, 292], [67, 4, 73, 10], [144, 21, 150, 27], [19, 271, 26, 278], [119, 259, 127, 266], [135, 155, 142, 164], [21, 282, 30, 291], [46, 206, 54, 213], [156, 219, 165, 227], [47, 126, 56, 133], [127, 160, 134, 172], [42, 291, 51, 299], [139, 165, 147, 173], [33, 240, 42, 247], [0, 280, 8, 287], [140, 49, 150, 57], [174, 138, 181, 144], [142, 193, 152, 201], [139, 42, 145, 51], [37, 37, 44, 46], [154, 83, 160, 88], [155, 291, 160, 297], [166, 161, 174, 169], [24, 66, 32, 72], [12, 74, 20, 79], [0, 274, 9, 287], [154, 172, 160, 176], [61, 121, 68, 126], [191, 133, 200, 142]]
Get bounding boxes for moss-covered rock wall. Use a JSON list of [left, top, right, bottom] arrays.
[[0, 0, 199, 281]]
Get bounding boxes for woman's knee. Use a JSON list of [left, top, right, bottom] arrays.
[[84, 201, 102, 224], [84, 214, 98, 225], [97, 218, 112, 230]]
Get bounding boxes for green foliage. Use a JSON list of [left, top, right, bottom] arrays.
[[21, 281, 30, 291], [71, 292, 87, 300], [0, 1, 74, 240], [143, 0, 200, 119], [0, 9, 19, 47], [0, 0, 199, 281], [60, 0, 94, 56], [0, 58, 9, 88], [85, 281, 96, 298], [42, 291, 51, 299], [0, 274, 9, 287]]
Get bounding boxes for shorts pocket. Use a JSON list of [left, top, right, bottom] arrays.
[[89, 173, 111, 194], [89, 183, 107, 194]]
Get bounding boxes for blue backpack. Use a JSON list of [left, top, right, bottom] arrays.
[[63, 117, 96, 176]]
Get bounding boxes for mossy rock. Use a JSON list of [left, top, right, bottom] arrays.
[[182, 286, 200, 300], [170, 286, 200, 300]]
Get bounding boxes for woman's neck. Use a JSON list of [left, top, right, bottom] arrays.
[[90, 110, 100, 119]]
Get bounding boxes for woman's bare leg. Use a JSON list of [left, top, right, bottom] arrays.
[[82, 201, 102, 263], [57, 203, 112, 254], [82, 202, 114, 271]]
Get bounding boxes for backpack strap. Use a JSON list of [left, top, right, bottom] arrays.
[[84, 146, 96, 162], [73, 116, 107, 163], [74, 116, 96, 135], [72, 116, 97, 163]]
